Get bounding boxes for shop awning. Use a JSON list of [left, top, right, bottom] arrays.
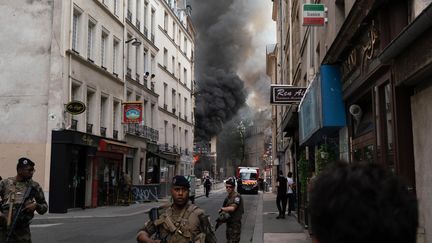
[[99, 139, 136, 154], [147, 150, 179, 164], [298, 65, 346, 145]]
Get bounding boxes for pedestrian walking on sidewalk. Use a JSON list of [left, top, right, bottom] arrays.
[[286, 172, 295, 216], [136, 175, 216, 243], [220, 178, 244, 243], [0, 157, 48, 243], [275, 170, 287, 219], [309, 162, 418, 243], [204, 176, 212, 198]]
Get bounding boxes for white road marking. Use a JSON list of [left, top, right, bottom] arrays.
[[31, 223, 63, 228]]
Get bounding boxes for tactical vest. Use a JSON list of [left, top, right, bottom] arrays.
[[154, 204, 203, 243], [0, 178, 35, 227]]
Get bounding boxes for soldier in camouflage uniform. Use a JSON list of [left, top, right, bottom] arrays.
[[136, 175, 216, 243], [0, 157, 48, 243], [220, 178, 244, 243]]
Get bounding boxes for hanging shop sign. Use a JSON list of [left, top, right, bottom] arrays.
[[270, 85, 306, 104], [65, 101, 86, 115], [302, 4, 326, 26], [298, 65, 346, 145], [123, 101, 143, 124]]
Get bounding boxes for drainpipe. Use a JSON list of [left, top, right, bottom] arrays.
[[289, 0, 293, 85], [279, 0, 284, 85], [69, 0, 73, 103]]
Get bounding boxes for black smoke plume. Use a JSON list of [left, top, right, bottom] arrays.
[[190, 0, 251, 141]]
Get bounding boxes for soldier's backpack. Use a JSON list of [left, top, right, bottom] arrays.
[[184, 205, 216, 243]]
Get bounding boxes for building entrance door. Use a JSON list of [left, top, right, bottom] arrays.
[[68, 147, 86, 209]]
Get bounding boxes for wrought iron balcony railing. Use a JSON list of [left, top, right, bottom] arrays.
[[100, 127, 106, 137], [158, 144, 182, 154], [126, 67, 132, 78], [127, 10, 132, 22], [124, 124, 159, 142], [136, 19, 140, 30], [86, 123, 93, 134]]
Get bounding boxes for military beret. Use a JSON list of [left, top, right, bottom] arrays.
[[17, 157, 35, 169], [225, 178, 236, 186], [172, 175, 190, 188]]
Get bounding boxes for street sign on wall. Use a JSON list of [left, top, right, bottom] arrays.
[[302, 4, 326, 26], [270, 85, 306, 104]]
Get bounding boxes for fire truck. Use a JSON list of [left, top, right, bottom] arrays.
[[236, 167, 259, 194]]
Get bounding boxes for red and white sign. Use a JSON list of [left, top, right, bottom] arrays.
[[303, 4, 325, 26], [122, 101, 143, 124]]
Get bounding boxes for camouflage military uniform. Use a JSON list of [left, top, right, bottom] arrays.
[[140, 203, 213, 243], [223, 191, 244, 243], [0, 177, 48, 243]]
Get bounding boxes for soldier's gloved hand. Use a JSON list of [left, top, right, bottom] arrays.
[[136, 231, 161, 243]]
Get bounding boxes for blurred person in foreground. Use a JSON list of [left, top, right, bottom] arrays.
[[136, 175, 215, 243], [309, 161, 418, 243]]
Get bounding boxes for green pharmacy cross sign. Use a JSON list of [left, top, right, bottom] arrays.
[[303, 4, 326, 26]]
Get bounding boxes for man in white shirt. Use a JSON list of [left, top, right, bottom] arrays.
[[286, 172, 295, 216]]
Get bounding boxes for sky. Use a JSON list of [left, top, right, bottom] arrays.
[[190, 0, 276, 140]]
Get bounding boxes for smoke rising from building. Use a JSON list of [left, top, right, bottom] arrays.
[[190, 0, 275, 141]]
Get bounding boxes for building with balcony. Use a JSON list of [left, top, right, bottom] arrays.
[[0, 0, 196, 212], [152, 0, 196, 195]]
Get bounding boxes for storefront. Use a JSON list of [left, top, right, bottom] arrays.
[[337, 15, 415, 188], [298, 65, 346, 226], [49, 130, 136, 213], [144, 143, 178, 198], [50, 130, 99, 213], [91, 139, 136, 207], [378, 4, 432, 241]]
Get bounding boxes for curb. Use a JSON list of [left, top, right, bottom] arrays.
[[252, 191, 264, 243]]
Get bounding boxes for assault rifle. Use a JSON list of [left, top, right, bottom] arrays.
[[148, 207, 167, 243], [215, 211, 230, 231], [6, 185, 33, 243]]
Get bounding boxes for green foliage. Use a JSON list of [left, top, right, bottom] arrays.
[[315, 143, 336, 175], [217, 118, 246, 169], [298, 151, 309, 195]]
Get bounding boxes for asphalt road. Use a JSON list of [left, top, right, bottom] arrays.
[[30, 189, 259, 243]]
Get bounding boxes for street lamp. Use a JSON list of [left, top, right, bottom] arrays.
[[125, 38, 141, 46]]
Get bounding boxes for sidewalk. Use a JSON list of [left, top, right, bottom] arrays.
[[253, 191, 311, 243]]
